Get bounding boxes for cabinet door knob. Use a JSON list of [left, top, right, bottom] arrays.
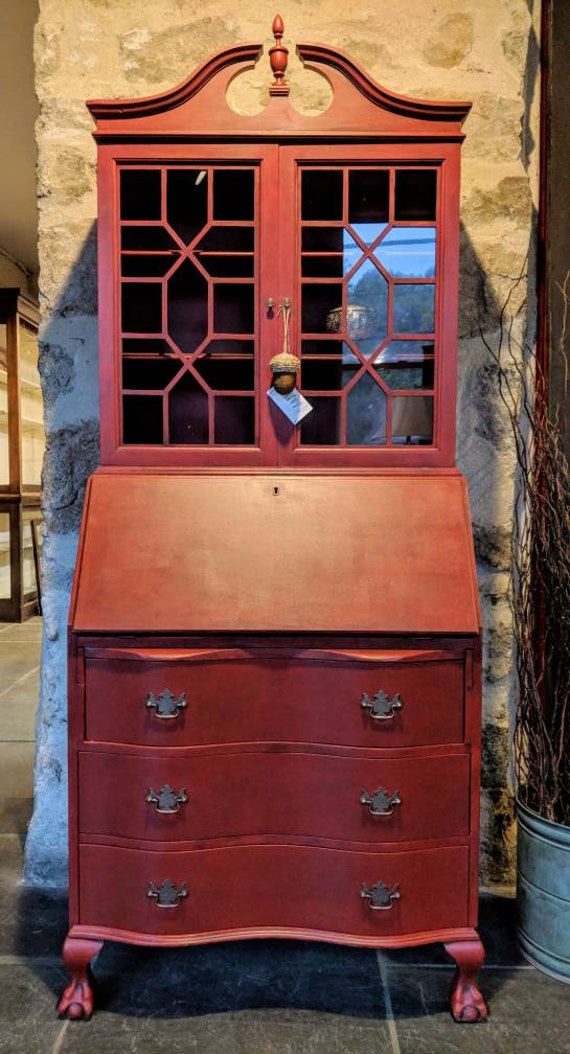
[[361, 881, 401, 911], [146, 785, 189, 815], [145, 690, 187, 720], [360, 787, 402, 816], [147, 880, 188, 908], [360, 690, 403, 721]]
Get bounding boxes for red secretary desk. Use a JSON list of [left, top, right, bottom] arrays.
[[57, 18, 488, 1023]]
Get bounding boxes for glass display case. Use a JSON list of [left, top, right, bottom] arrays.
[[0, 290, 43, 620]]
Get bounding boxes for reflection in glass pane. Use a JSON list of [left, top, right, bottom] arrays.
[[302, 171, 343, 221], [374, 340, 434, 391], [349, 170, 389, 223], [347, 372, 387, 445], [351, 223, 388, 247], [0, 512, 10, 599], [0, 324, 8, 486], [214, 396, 255, 444], [393, 284, 435, 334], [213, 284, 254, 334], [123, 394, 164, 444], [375, 340, 434, 363], [213, 170, 255, 221], [122, 282, 162, 334], [120, 169, 161, 221], [375, 361, 434, 391], [167, 169, 208, 245], [347, 260, 388, 356], [392, 395, 433, 443], [299, 397, 340, 444], [20, 321, 45, 487], [395, 170, 437, 221], [342, 342, 360, 365], [302, 230, 362, 279], [375, 227, 436, 277], [168, 260, 208, 352], [342, 230, 364, 275], [169, 372, 209, 444]]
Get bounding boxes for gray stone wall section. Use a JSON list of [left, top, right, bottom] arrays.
[[26, 0, 540, 887]]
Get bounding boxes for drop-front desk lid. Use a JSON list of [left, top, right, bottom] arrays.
[[70, 472, 480, 636]]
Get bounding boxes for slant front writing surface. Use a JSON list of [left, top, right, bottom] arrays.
[[71, 473, 480, 634]]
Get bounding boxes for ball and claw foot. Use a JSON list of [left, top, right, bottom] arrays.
[[449, 973, 489, 1022], [57, 978, 95, 1021], [57, 937, 103, 1020], [444, 939, 488, 1023]]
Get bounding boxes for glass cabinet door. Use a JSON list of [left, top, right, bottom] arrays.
[[108, 146, 456, 467], [113, 149, 278, 464], [291, 160, 440, 457]]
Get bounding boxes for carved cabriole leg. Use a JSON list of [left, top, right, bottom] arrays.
[[444, 939, 488, 1023], [57, 937, 104, 1020]]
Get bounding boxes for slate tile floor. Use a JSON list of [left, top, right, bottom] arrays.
[[1, 619, 570, 1053]]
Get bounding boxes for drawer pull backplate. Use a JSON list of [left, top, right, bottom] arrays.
[[361, 880, 401, 911], [147, 880, 188, 908], [146, 785, 189, 815], [360, 787, 402, 816], [361, 690, 403, 721], [145, 690, 187, 720]]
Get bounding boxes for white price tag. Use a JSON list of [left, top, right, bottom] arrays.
[[267, 387, 313, 425]]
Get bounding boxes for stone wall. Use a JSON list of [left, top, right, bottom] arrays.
[[26, 0, 541, 887]]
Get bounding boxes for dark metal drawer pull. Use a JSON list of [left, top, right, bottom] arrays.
[[145, 690, 187, 719], [360, 787, 402, 816], [361, 690, 403, 721], [361, 880, 401, 911], [146, 785, 189, 815], [147, 880, 188, 908]]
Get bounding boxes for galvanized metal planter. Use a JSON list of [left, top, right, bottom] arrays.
[[517, 798, 570, 983]]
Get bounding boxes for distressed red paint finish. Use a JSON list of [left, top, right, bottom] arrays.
[[58, 20, 486, 1023]]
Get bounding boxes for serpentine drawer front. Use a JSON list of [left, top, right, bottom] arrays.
[[78, 748, 471, 844], [84, 650, 465, 749], [77, 843, 471, 941]]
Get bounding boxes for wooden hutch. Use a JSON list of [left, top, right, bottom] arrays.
[[58, 19, 488, 1023]]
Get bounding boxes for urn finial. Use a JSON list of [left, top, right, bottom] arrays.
[[269, 15, 289, 96]]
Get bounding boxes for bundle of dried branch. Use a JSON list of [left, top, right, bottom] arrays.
[[483, 276, 570, 825]]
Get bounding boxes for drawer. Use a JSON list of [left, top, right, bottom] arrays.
[[78, 842, 470, 940], [78, 749, 470, 844], [84, 649, 465, 748]]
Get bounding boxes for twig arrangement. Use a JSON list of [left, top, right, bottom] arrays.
[[482, 273, 570, 825]]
